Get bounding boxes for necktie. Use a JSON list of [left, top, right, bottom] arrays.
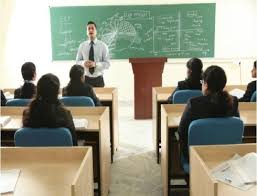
[[89, 41, 95, 74]]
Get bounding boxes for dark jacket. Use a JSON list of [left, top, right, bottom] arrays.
[[178, 95, 239, 161], [239, 80, 256, 102], [14, 82, 36, 99], [22, 101, 77, 146], [62, 81, 101, 106], [168, 79, 202, 103], [1, 90, 7, 106]]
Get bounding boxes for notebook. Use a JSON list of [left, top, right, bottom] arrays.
[[73, 118, 88, 129], [211, 152, 257, 191], [0, 116, 11, 128], [229, 88, 245, 99], [0, 169, 21, 193]]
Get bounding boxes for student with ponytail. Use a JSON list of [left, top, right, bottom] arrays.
[[22, 73, 78, 146], [62, 64, 101, 106], [178, 65, 239, 161], [14, 62, 36, 99], [168, 57, 203, 103]]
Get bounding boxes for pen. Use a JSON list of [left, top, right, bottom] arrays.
[[244, 181, 257, 185]]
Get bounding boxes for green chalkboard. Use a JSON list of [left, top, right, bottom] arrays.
[[50, 4, 215, 60]]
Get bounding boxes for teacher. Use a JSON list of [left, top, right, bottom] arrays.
[[76, 21, 110, 87]]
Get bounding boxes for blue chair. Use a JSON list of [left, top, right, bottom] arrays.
[[173, 90, 202, 104], [14, 127, 73, 146], [182, 117, 244, 174], [6, 99, 31, 106], [250, 91, 256, 102], [60, 96, 95, 106]]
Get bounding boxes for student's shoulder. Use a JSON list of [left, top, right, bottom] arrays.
[[177, 80, 192, 90], [188, 95, 208, 110], [247, 80, 256, 88]]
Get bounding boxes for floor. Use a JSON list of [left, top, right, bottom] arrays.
[[108, 101, 189, 196], [109, 101, 162, 196]]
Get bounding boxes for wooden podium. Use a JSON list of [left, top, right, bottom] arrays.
[[129, 57, 167, 119]]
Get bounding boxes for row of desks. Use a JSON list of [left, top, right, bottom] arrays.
[[160, 103, 256, 196], [1, 106, 111, 196], [4, 87, 119, 162], [152, 85, 248, 163]]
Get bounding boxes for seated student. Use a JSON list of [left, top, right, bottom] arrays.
[[22, 73, 77, 146], [178, 65, 239, 162], [168, 57, 203, 103], [1, 90, 7, 106], [239, 60, 256, 102], [62, 65, 101, 106], [14, 62, 36, 99]]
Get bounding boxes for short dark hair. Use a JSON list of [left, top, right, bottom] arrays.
[[254, 60, 256, 69], [87, 21, 97, 29], [21, 62, 36, 80]]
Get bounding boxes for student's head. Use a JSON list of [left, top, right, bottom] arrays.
[[202, 65, 226, 95], [251, 60, 256, 78], [69, 64, 85, 83], [186, 57, 203, 82], [202, 65, 233, 112], [36, 73, 60, 103], [21, 62, 36, 81], [87, 21, 97, 40]]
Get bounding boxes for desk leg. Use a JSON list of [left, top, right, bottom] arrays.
[[168, 128, 188, 195], [243, 126, 256, 143]]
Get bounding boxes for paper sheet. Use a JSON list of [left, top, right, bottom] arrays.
[[0, 169, 21, 193], [73, 118, 88, 129]]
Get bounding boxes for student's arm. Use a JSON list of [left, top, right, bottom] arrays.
[[89, 87, 102, 106], [65, 110, 78, 146], [178, 100, 194, 161], [239, 81, 256, 102], [1, 90, 7, 106], [95, 43, 110, 72], [167, 87, 179, 103]]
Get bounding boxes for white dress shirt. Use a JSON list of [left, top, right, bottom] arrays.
[[76, 38, 110, 77]]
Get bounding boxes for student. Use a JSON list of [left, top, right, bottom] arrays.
[[22, 73, 78, 146], [14, 62, 36, 99], [239, 60, 256, 102], [178, 65, 239, 161], [168, 57, 203, 103], [62, 64, 101, 106], [1, 90, 7, 106]]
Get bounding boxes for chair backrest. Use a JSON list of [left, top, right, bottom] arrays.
[[60, 96, 95, 106], [173, 90, 202, 104], [188, 117, 244, 146], [14, 127, 73, 146], [250, 91, 256, 102], [6, 99, 31, 106]]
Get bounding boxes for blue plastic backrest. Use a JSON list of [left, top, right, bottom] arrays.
[[173, 90, 202, 104]]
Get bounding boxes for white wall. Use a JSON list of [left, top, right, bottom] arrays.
[[1, 0, 256, 101]]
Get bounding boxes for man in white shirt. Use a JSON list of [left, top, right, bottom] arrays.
[[76, 21, 110, 87]]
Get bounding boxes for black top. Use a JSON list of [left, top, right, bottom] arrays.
[[168, 79, 202, 103], [178, 95, 239, 161], [23, 102, 78, 146], [239, 80, 256, 102], [14, 83, 36, 99], [62, 81, 101, 106], [1, 90, 7, 106]]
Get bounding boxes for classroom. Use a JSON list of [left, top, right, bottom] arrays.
[[0, 0, 256, 196]]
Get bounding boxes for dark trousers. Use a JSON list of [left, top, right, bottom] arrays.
[[85, 75, 105, 87]]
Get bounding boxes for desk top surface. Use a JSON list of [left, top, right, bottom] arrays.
[[162, 103, 256, 127], [191, 144, 256, 196], [1, 147, 91, 196]]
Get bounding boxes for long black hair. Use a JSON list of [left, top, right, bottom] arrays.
[[202, 65, 233, 113], [186, 57, 203, 86], [23, 73, 62, 127], [20, 62, 36, 98]]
